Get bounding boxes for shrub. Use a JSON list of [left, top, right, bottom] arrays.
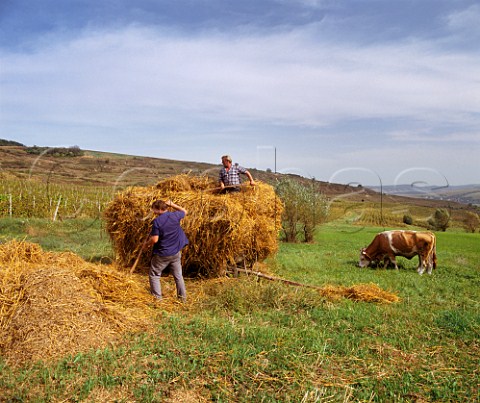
[[0, 139, 25, 146], [275, 178, 329, 243], [25, 145, 84, 157], [428, 208, 450, 232], [463, 211, 480, 233], [403, 214, 413, 225]]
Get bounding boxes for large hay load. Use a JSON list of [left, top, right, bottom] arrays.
[[103, 174, 284, 277]]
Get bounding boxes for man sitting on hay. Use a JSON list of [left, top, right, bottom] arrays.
[[218, 154, 255, 193]]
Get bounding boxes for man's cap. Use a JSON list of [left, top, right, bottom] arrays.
[[221, 155, 232, 162]]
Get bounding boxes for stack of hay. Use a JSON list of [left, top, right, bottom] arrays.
[[103, 174, 284, 277], [0, 239, 155, 366]]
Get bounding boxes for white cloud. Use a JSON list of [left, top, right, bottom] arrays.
[[2, 26, 479, 128], [446, 4, 480, 37], [323, 143, 479, 186], [390, 130, 480, 144]]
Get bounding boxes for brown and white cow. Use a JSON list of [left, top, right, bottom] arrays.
[[359, 230, 437, 275]]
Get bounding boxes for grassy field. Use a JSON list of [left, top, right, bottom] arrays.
[[0, 218, 478, 402]]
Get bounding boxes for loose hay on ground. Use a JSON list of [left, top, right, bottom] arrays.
[[0, 240, 157, 366], [0, 236, 398, 367], [319, 283, 400, 303], [231, 266, 400, 304], [0, 240, 243, 366]]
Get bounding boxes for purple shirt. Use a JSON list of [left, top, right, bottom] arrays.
[[150, 211, 189, 257]]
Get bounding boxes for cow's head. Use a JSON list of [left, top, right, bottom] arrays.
[[358, 248, 371, 268]]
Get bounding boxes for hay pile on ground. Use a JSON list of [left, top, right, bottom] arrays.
[[103, 174, 283, 277], [236, 266, 400, 304], [0, 240, 156, 366], [320, 283, 400, 303]]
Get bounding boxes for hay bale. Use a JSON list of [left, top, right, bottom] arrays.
[[103, 174, 284, 277]]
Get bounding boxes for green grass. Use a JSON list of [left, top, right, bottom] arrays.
[[0, 217, 112, 262], [1, 219, 479, 401]]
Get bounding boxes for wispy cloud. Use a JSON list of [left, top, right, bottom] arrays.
[[2, 26, 478, 127], [446, 4, 480, 36]]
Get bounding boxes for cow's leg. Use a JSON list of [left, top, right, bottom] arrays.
[[426, 247, 435, 274], [426, 254, 433, 275], [417, 254, 425, 275], [393, 258, 399, 270], [385, 254, 398, 270]]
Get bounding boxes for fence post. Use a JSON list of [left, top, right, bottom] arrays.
[[53, 195, 62, 221]]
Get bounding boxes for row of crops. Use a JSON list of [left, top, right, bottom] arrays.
[[0, 178, 115, 219]]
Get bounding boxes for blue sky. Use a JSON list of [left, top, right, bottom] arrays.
[[1, 0, 479, 186]]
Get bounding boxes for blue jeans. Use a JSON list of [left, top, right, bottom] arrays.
[[149, 252, 186, 300]]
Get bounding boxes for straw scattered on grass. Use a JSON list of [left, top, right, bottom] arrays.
[[0, 235, 398, 367]]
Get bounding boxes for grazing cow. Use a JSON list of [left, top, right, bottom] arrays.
[[359, 230, 437, 275]]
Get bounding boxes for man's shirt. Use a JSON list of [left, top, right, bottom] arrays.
[[219, 163, 247, 186], [150, 211, 188, 256]]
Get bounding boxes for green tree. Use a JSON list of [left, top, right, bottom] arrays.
[[428, 208, 450, 232], [275, 178, 329, 243], [463, 211, 480, 233]]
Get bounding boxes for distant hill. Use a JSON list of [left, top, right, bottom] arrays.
[[0, 144, 373, 199], [1, 143, 477, 215], [0, 139, 24, 146], [368, 184, 480, 206]]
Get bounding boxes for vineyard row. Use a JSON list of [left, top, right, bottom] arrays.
[[0, 179, 116, 219]]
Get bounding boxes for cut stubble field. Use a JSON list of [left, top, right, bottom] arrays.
[[0, 218, 479, 402]]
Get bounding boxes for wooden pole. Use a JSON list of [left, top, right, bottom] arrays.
[[130, 235, 150, 274], [231, 267, 323, 291]]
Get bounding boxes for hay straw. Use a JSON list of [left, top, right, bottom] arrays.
[[103, 174, 284, 277], [233, 267, 400, 304], [0, 238, 44, 264], [0, 239, 252, 366], [320, 283, 400, 304], [0, 240, 157, 366]]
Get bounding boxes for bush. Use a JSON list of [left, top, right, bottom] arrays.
[[275, 178, 329, 243], [463, 211, 480, 233], [403, 214, 413, 225], [25, 145, 84, 157], [0, 139, 25, 146], [428, 208, 450, 232]]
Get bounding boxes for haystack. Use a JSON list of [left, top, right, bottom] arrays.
[[0, 240, 155, 366], [103, 174, 284, 277]]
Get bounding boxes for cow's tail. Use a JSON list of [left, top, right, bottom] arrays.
[[429, 233, 437, 270]]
